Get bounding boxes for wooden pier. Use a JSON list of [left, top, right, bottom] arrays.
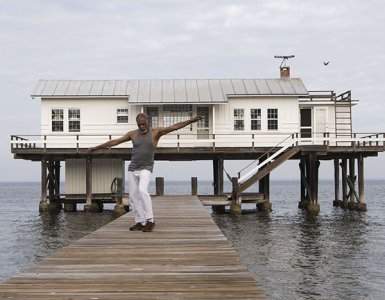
[[0, 196, 264, 300]]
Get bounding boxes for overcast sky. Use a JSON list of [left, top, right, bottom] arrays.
[[1, 0, 385, 182]]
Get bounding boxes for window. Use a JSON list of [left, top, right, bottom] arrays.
[[162, 105, 192, 131], [51, 109, 64, 132], [117, 108, 128, 123], [267, 108, 278, 130], [234, 108, 244, 131], [68, 109, 80, 132], [250, 109, 261, 130]]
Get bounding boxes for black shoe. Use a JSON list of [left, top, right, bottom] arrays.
[[129, 223, 144, 231], [142, 221, 155, 232]]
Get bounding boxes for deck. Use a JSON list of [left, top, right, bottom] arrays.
[[0, 196, 265, 299]]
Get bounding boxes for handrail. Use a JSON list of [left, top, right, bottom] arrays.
[[238, 143, 293, 185], [237, 133, 295, 177], [9, 132, 385, 150]]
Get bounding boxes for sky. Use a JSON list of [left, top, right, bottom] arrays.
[[1, 0, 385, 182]]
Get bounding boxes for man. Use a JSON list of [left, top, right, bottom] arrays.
[[89, 112, 202, 232]]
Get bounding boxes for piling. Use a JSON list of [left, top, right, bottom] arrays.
[[357, 155, 367, 211], [305, 153, 320, 215], [333, 159, 341, 207], [341, 158, 348, 209], [155, 177, 165, 196], [84, 157, 100, 212], [230, 177, 241, 214]]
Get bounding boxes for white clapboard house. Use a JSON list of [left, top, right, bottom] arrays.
[[14, 67, 356, 196]]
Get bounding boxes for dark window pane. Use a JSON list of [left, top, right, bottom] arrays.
[[52, 121, 63, 132], [69, 121, 80, 132], [52, 109, 64, 132], [300, 109, 312, 127], [250, 109, 261, 119], [301, 128, 312, 138], [234, 120, 244, 130], [268, 120, 278, 130], [251, 120, 261, 130]]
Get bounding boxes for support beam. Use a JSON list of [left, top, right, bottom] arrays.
[[357, 155, 367, 211], [54, 161, 60, 199], [39, 160, 48, 212], [212, 158, 224, 195], [84, 158, 99, 212], [348, 157, 356, 210], [230, 177, 241, 215], [257, 157, 272, 212], [39, 160, 61, 213], [333, 159, 341, 207], [341, 158, 348, 209], [257, 174, 271, 212], [298, 157, 307, 209], [48, 161, 55, 203], [306, 153, 320, 215]]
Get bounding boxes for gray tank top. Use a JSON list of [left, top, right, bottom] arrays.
[[128, 129, 155, 172]]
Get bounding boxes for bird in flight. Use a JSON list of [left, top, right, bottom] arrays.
[[323, 61, 330, 66]]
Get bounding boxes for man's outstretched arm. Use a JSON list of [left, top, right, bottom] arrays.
[[89, 130, 134, 152], [156, 116, 202, 137]]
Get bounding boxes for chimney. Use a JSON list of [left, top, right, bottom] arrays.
[[280, 66, 290, 78]]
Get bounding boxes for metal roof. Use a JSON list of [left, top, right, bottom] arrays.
[[32, 79, 308, 102]]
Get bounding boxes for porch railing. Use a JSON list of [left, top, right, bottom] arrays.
[[9, 132, 385, 151]]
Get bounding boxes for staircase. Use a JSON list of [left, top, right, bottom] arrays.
[[238, 146, 300, 192], [334, 91, 352, 144]]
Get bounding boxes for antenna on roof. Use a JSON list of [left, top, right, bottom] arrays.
[[274, 55, 295, 67]]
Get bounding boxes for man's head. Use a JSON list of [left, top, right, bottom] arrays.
[[136, 113, 150, 133]]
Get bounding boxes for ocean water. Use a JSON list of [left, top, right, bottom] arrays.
[[0, 180, 384, 300]]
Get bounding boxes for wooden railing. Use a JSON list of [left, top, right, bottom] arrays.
[[9, 132, 385, 151]]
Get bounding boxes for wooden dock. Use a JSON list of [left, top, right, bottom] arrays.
[[0, 196, 264, 299]]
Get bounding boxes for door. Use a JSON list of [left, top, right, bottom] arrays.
[[300, 108, 312, 138], [314, 107, 328, 142], [197, 106, 210, 139]]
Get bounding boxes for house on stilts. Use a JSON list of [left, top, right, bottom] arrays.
[[10, 65, 385, 215]]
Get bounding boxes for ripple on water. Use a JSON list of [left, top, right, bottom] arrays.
[[1, 181, 385, 300]]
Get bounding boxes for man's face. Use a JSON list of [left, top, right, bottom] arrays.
[[137, 117, 149, 133]]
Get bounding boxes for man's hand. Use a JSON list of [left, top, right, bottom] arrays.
[[193, 115, 203, 122]]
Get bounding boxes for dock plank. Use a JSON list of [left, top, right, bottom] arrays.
[[0, 195, 264, 299]]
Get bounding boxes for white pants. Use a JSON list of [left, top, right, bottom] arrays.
[[127, 169, 153, 224]]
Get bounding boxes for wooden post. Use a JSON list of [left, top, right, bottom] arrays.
[[47, 161, 55, 203], [257, 157, 272, 212], [86, 158, 92, 205], [348, 157, 356, 209], [41, 160, 47, 203], [357, 155, 367, 211], [191, 177, 197, 195], [333, 159, 340, 207], [341, 158, 348, 208], [156, 177, 164, 196], [299, 157, 306, 209], [306, 153, 320, 215], [218, 158, 224, 195], [230, 177, 241, 214], [84, 157, 100, 212], [213, 158, 224, 195], [54, 161, 60, 199], [213, 159, 218, 194]]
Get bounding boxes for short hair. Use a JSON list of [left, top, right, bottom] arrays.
[[136, 113, 149, 122]]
